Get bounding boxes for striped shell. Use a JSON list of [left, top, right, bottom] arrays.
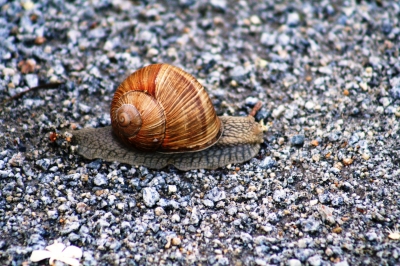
[[110, 64, 222, 152]]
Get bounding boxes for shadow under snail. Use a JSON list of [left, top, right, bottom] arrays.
[[59, 64, 267, 171]]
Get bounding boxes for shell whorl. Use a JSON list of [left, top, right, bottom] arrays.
[[116, 104, 142, 137], [110, 64, 222, 152]]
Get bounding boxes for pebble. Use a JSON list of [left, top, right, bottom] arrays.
[[205, 187, 226, 202], [171, 237, 181, 246], [259, 156, 276, 169], [25, 74, 38, 88], [301, 219, 321, 233], [168, 185, 177, 194], [171, 214, 180, 223], [273, 189, 286, 203], [203, 199, 214, 207], [307, 254, 322, 266], [229, 65, 248, 80], [93, 173, 108, 186], [3, 68, 15, 76], [272, 105, 286, 118], [389, 77, 400, 99], [288, 259, 301, 266], [79, 103, 92, 114], [245, 96, 259, 106], [210, 0, 226, 10], [86, 159, 102, 170], [291, 135, 305, 147], [142, 187, 159, 207], [60, 221, 80, 235], [35, 159, 50, 171], [305, 101, 316, 111], [260, 32, 277, 46], [334, 261, 349, 266], [328, 131, 341, 142], [154, 207, 165, 216], [287, 12, 300, 27]]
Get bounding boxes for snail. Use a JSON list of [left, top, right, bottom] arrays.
[[58, 64, 267, 171]]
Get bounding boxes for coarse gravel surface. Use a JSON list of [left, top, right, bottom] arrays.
[[1, 0, 400, 265]]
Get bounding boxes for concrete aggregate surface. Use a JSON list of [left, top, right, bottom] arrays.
[[0, 0, 399, 265]]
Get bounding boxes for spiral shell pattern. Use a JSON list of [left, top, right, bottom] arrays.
[[111, 64, 222, 152]]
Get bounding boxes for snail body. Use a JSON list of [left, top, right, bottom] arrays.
[[67, 64, 265, 171]]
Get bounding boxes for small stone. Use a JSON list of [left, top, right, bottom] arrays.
[[365, 231, 378, 241], [93, 173, 108, 186], [34, 36, 46, 45], [312, 154, 320, 162], [359, 82, 368, 91], [142, 187, 160, 207], [76, 202, 89, 213], [318, 205, 335, 224], [272, 105, 285, 118], [87, 159, 102, 170], [171, 237, 181, 246], [288, 259, 301, 266], [331, 197, 344, 206], [260, 32, 276, 46], [342, 158, 353, 166], [3, 68, 15, 76], [35, 158, 50, 171], [305, 101, 315, 111], [240, 232, 253, 243], [210, 0, 226, 10], [301, 218, 321, 233], [291, 135, 305, 147], [47, 210, 58, 219], [278, 34, 290, 46], [298, 238, 307, 248], [203, 199, 214, 207], [287, 12, 300, 26], [245, 97, 259, 106], [332, 226, 342, 234], [171, 214, 180, 223], [18, 59, 36, 74], [273, 189, 286, 203], [10, 153, 25, 167], [328, 131, 341, 142], [230, 65, 248, 80], [58, 204, 70, 212], [226, 205, 237, 216], [295, 248, 315, 262], [79, 103, 92, 113], [22, 0, 34, 10], [334, 261, 349, 266], [307, 255, 322, 266], [155, 207, 165, 216], [259, 156, 276, 169], [68, 232, 80, 242], [250, 15, 261, 25], [362, 153, 370, 160], [168, 185, 177, 194], [205, 187, 226, 202], [60, 221, 80, 235], [389, 77, 400, 99], [325, 247, 334, 256], [190, 207, 201, 225], [146, 48, 159, 57]]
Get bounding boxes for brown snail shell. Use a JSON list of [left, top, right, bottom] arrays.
[[63, 64, 266, 170], [111, 64, 222, 152]]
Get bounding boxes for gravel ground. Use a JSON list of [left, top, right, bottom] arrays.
[[1, 0, 399, 265]]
